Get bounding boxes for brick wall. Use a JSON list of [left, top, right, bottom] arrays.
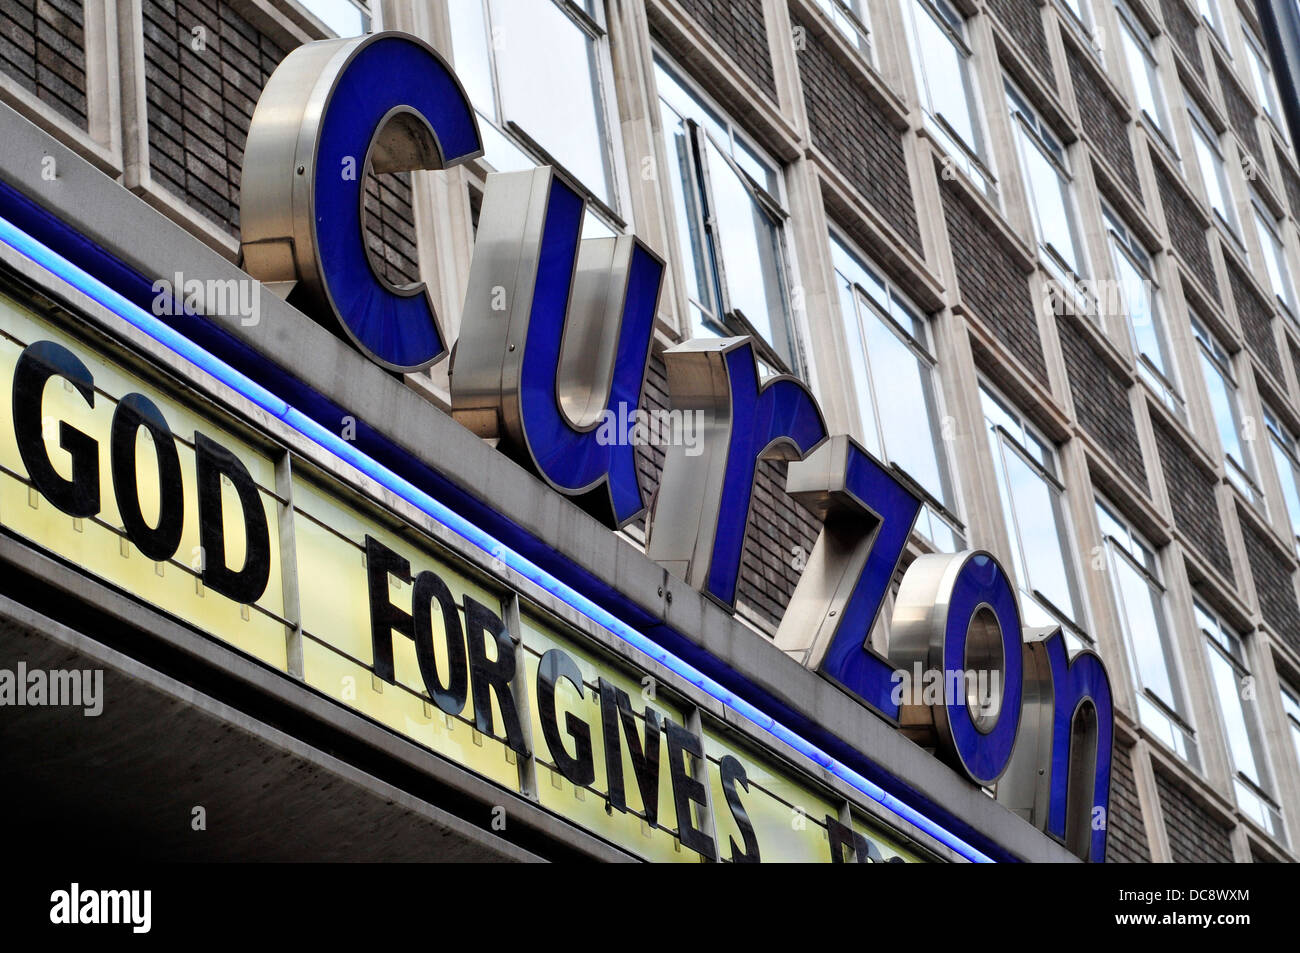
[[1106, 743, 1153, 863], [939, 174, 1046, 379], [1057, 316, 1147, 490], [675, 0, 775, 100], [141, 0, 419, 285], [0, 0, 87, 128], [986, 0, 1054, 91], [794, 13, 922, 253], [1154, 769, 1235, 862], [1239, 511, 1300, 656], [1066, 42, 1141, 199], [1279, 158, 1300, 223], [1226, 259, 1280, 380], [142, 0, 288, 235], [1152, 416, 1233, 581], [1160, 0, 1203, 73], [363, 171, 420, 287], [1154, 158, 1220, 301], [1218, 57, 1262, 171]]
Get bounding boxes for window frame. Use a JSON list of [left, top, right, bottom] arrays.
[[653, 55, 803, 377], [1242, 25, 1288, 144], [1192, 317, 1264, 507], [1096, 497, 1200, 764], [1196, 600, 1285, 837], [1005, 78, 1090, 287], [450, 0, 628, 226], [812, 0, 874, 64], [829, 229, 965, 550], [1102, 204, 1185, 414], [1264, 407, 1300, 553], [290, 0, 375, 36], [902, 0, 998, 198], [1186, 94, 1243, 243], [1250, 192, 1297, 320], [980, 382, 1090, 643], [1114, 1, 1176, 153]]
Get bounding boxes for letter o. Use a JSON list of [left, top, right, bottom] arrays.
[[890, 551, 1024, 786]]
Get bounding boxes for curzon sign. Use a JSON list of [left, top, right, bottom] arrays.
[[238, 31, 1114, 860]]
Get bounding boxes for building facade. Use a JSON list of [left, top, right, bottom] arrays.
[[0, 0, 1298, 862]]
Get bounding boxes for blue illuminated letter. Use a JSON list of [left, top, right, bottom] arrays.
[[890, 551, 1025, 786], [774, 436, 922, 719], [645, 337, 827, 607], [240, 33, 482, 371], [450, 167, 664, 527]]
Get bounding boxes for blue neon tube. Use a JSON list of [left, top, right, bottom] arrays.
[[0, 213, 995, 863]]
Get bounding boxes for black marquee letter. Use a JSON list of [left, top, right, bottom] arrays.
[[411, 569, 469, 716], [720, 755, 760, 863], [365, 535, 412, 684], [665, 719, 716, 859], [464, 596, 528, 756], [195, 432, 270, 604], [536, 648, 595, 786], [111, 393, 183, 560], [598, 678, 661, 827], [13, 341, 99, 518]]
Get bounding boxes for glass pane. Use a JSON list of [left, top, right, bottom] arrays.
[[835, 279, 884, 457], [1205, 645, 1264, 786], [909, 1, 980, 155], [702, 137, 793, 368], [863, 310, 950, 504], [1254, 209, 1294, 310], [1120, 25, 1163, 132], [1269, 436, 1300, 542], [1112, 241, 1168, 375], [659, 102, 714, 315], [448, 0, 496, 120], [1200, 351, 1246, 465], [492, 0, 612, 202], [1113, 554, 1178, 706], [1001, 445, 1079, 621], [1193, 128, 1233, 230], [301, 0, 367, 36], [1021, 132, 1081, 275]]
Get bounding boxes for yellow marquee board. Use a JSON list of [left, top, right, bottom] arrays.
[[0, 289, 930, 863]]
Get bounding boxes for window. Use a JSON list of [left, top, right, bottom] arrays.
[[1187, 96, 1241, 240], [655, 59, 800, 374], [1104, 205, 1182, 413], [1251, 195, 1297, 317], [1265, 408, 1300, 552], [1244, 27, 1287, 140], [813, 0, 873, 62], [1058, 0, 1096, 37], [901, 0, 994, 196], [1115, 2, 1173, 146], [1193, 319, 1263, 506], [1198, 602, 1284, 837], [981, 385, 1088, 642], [1006, 80, 1088, 285], [830, 232, 963, 550], [449, 0, 622, 214], [298, 0, 371, 35], [1194, 0, 1229, 51], [1097, 498, 1198, 764], [1283, 683, 1300, 771]]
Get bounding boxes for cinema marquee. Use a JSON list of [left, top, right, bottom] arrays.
[[0, 29, 1115, 863]]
